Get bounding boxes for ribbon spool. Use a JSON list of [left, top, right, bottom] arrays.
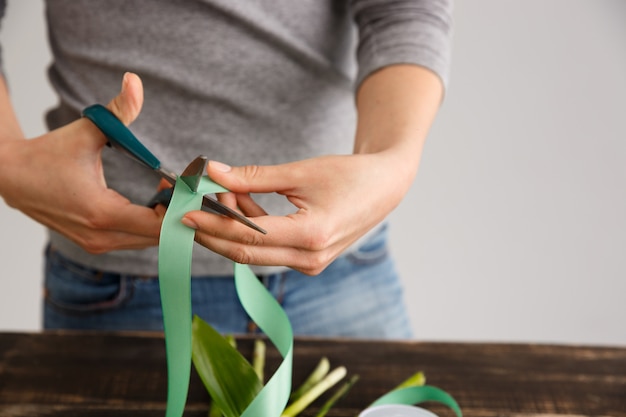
[[359, 405, 437, 417]]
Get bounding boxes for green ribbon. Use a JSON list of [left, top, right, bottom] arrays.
[[82, 100, 460, 416], [369, 385, 462, 417], [158, 176, 292, 417], [159, 176, 460, 417]]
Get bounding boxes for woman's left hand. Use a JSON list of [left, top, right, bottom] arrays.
[[182, 64, 444, 275], [181, 153, 411, 275]]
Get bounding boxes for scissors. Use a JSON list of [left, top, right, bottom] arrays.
[[82, 104, 267, 234]]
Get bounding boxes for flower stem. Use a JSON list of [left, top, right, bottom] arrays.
[[313, 374, 360, 417], [281, 366, 347, 417], [289, 357, 330, 402], [253, 339, 266, 382]]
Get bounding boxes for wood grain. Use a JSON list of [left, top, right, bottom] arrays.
[[0, 332, 624, 417]]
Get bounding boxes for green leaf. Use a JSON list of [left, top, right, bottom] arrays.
[[395, 371, 426, 390], [192, 315, 263, 417]]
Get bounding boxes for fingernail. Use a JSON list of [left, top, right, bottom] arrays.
[[210, 160, 231, 173], [181, 216, 198, 230], [122, 72, 129, 93]]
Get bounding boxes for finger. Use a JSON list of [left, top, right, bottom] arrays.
[[182, 208, 334, 251], [215, 191, 267, 218], [215, 191, 239, 210], [206, 159, 309, 194], [98, 192, 164, 238], [109, 206, 163, 238], [192, 226, 347, 276], [182, 210, 358, 274], [154, 203, 168, 218], [77, 231, 160, 253], [106, 72, 144, 126], [199, 237, 319, 274], [235, 193, 268, 217], [156, 178, 172, 192], [27, 207, 160, 253]]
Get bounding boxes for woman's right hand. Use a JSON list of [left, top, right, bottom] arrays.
[[0, 73, 164, 253]]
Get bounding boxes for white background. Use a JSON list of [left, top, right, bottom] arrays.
[[1, 1, 624, 346]]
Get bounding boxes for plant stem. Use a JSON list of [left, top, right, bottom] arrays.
[[253, 339, 266, 382], [313, 374, 360, 417], [281, 366, 347, 417], [289, 357, 330, 402]]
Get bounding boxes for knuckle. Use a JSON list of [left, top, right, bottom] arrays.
[[229, 246, 253, 265], [303, 228, 332, 252], [242, 230, 264, 247], [76, 209, 117, 254], [242, 164, 262, 180], [299, 265, 323, 277], [84, 210, 113, 231], [300, 250, 333, 276], [195, 233, 255, 265], [194, 232, 209, 249], [77, 235, 109, 254], [84, 245, 107, 255], [108, 101, 122, 119]]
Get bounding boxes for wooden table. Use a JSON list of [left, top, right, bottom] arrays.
[[0, 331, 624, 417]]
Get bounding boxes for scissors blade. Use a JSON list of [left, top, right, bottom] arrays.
[[180, 156, 267, 234], [201, 195, 267, 234], [180, 155, 207, 192]]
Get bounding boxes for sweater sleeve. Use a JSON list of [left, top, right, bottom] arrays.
[[351, 0, 453, 90]]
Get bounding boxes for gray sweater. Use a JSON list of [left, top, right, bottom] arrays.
[[0, 0, 453, 276]]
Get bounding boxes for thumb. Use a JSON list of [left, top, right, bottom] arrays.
[[207, 160, 298, 194], [106, 72, 144, 126]]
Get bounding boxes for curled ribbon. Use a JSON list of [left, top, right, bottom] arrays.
[[369, 385, 462, 417], [158, 176, 292, 417], [159, 176, 461, 417], [80, 99, 458, 416]]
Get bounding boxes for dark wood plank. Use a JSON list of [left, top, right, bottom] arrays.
[[274, 339, 626, 417], [0, 332, 624, 417]]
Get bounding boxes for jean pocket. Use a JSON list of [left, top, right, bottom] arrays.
[[345, 224, 390, 266], [44, 247, 132, 315]]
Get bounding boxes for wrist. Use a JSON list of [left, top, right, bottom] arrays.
[[0, 77, 26, 140], [0, 140, 19, 202], [355, 133, 424, 181], [355, 148, 421, 208]]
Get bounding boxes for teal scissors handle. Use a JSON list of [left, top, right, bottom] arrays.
[[82, 104, 267, 234], [82, 104, 160, 169], [83, 104, 178, 184]]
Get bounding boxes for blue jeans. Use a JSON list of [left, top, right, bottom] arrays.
[[44, 225, 413, 339]]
